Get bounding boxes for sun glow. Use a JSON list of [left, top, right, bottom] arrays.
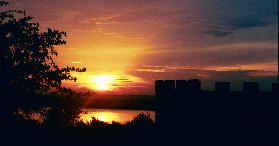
[[62, 72, 148, 94], [92, 75, 116, 90]]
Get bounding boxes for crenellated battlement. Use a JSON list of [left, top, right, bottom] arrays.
[[155, 79, 278, 94], [154, 79, 278, 128]]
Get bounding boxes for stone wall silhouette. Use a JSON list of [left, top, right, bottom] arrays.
[[155, 79, 278, 141]]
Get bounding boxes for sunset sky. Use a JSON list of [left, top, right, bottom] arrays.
[[6, 0, 278, 94]]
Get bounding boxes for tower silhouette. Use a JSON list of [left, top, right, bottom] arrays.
[[215, 82, 231, 93], [243, 82, 259, 94]]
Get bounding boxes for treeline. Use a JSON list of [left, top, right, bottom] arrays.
[[83, 95, 155, 110]]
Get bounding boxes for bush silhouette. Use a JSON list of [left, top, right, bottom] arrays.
[[126, 112, 154, 128]]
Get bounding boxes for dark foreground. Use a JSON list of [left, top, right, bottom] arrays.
[[3, 96, 279, 146], [3, 118, 278, 146]]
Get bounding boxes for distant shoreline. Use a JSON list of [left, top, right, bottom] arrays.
[[82, 95, 155, 111]]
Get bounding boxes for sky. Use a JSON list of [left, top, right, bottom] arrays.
[[6, 0, 278, 94]]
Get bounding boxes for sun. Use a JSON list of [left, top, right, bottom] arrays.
[[92, 75, 115, 90]]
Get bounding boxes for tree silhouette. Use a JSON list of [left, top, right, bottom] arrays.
[[0, 1, 86, 124]]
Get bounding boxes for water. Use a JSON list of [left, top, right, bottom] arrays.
[[80, 108, 155, 124]]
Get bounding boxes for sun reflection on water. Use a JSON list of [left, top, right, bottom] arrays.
[[80, 109, 155, 124], [83, 112, 120, 123]]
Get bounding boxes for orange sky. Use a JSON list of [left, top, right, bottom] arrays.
[[7, 0, 278, 94]]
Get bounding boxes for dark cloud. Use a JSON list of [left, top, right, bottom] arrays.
[[120, 81, 133, 83], [256, 10, 278, 17], [205, 14, 275, 37], [115, 78, 133, 83], [226, 15, 269, 29], [116, 79, 129, 80], [204, 30, 233, 37], [202, 0, 278, 38], [178, 17, 208, 25]]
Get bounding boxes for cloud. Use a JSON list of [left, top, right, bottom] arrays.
[[133, 63, 277, 79], [226, 15, 269, 29], [134, 65, 167, 72], [204, 15, 275, 37], [136, 41, 278, 67], [202, 0, 278, 38], [116, 78, 129, 81], [91, 8, 190, 24], [255, 9, 278, 17], [204, 30, 233, 37]]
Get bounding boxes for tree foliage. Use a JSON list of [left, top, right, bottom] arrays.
[[0, 1, 87, 125], [0, 1, 85, 96]]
